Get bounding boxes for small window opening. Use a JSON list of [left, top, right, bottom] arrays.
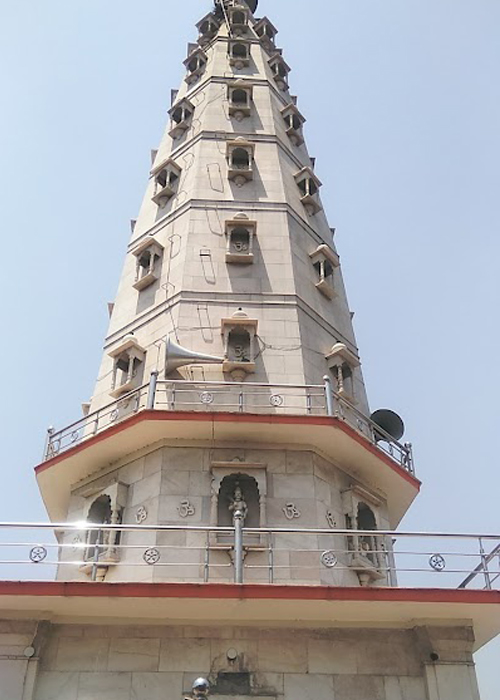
[[114, 353, 142, 390], [331, 362, 354, 401], [187, 57, 199, 73], [200, 20, 217, 37], [358, 502, 377, 531], [228, 329, 251, 363], [232, 43, 248, 59], [232, 88, 248, 105], [255, 19, 277, 45], [231, 148, 250, 169], [230, 227, 250, 254], [156, 169, 178, 190], [297, 175, 318, 197], [171, 106, 185, 124], [273, 61, 287, 78], [115, 354, 129, 374], [286, 113, 302, 131], [187, 55, 205, 74], [232, 11, 246, 25], [138, 250, 152, 271], [314, 258, 334, 283]]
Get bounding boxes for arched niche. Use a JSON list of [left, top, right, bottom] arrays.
[[342, 485, 386, 586], [74, 481, 128, 576], [85, 494, 112, 560], [210, 462, 267, 545], [218, 474, 260, 529]]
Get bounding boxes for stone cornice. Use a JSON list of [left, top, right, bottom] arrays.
[[130, 198, 332, 255], [103, 290, 358, 358]]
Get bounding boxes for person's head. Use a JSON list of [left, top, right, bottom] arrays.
[[192, 678, 210, 699]]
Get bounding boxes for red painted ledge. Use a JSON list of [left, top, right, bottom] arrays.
[[35, 410, 421, 490], [0, 581, 496, 605]]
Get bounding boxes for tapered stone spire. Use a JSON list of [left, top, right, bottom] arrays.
[[87, 0, 369, 419]]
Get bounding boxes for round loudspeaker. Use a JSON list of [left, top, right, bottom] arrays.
[[370, 409, 405, 442]]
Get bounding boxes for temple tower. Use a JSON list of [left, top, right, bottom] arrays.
[[37, 0, 419, 589], [1, 3, 498, 700]]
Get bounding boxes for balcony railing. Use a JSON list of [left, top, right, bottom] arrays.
[[44, 375, 415, 475], [0, 523, 498, 590]]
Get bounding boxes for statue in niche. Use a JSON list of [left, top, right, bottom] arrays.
[[228, 483, 248, 523]]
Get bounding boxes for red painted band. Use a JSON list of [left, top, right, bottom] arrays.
[[35, 410, 421, 489], [0, 581, 496, 605]]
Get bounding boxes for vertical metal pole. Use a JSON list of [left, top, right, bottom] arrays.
[[479, 538, 492, 590], [268, 532, 274, 584], [405, 443, 414, 475], [323, 375, 334, 417], [233, 511, 244, 584], [239, 391, 244, 413], [386, 537, 398, 587], [43, 427, 54, 460], [146, 370, 159, 410], [204, 531, 210, 583], [91, 529, 102, 582]]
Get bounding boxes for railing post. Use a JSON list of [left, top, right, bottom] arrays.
[[268, 532, 274, 584], [91, 529, 102, 582], [479, 538, 492, 590], [92, 411, 100, 436], [43, 426, 54, 460], [146, 371, 159, 410], [233, 511, 244, 584], [323, 375, 334, 416], [204, 531, 210, 583]]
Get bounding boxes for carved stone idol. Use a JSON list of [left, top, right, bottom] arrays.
[[228, 483, 248, 523]]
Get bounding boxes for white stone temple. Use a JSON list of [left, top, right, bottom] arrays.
[[1, 2, 499, 699]]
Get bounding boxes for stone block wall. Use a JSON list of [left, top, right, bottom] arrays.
[[27, 623, 481, 700], [59, 444, 391, 586]]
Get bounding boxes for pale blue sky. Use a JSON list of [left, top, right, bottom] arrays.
[[0, 0, 499, 695]]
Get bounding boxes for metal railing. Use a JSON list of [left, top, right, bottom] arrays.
[[44, 375, 415, 475], [0, 522, 498, 590]]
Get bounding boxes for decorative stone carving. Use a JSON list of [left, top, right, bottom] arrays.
[[320, 550, 338, 568], [283, 503, 301, 520], [29, 546, 48, 563], [326, 510, 336, 528], [228, 483, 248, 524], [143, 548, 160, 565], [178, 500, 196, 518], [136, 506, 148, 524]]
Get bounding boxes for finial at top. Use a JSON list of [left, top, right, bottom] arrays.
[[214, 0, 258, 14]]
